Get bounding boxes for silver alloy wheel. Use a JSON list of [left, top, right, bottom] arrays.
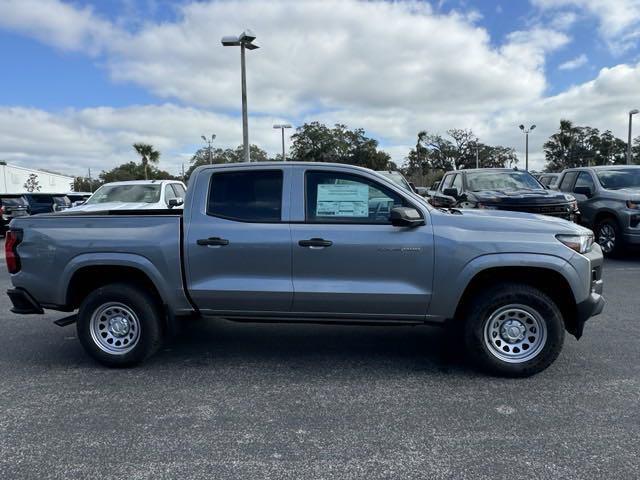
[[483, 304, 547, 363], [89, 302, 141, 355], [597, 223, 616, 254]]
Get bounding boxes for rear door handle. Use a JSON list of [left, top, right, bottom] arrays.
[[298, 238, 333, 248], [197, 237, 229, 246]]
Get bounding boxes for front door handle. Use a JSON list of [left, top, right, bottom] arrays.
[[197, 237, 229, 246], [298, 238, 333, 248]]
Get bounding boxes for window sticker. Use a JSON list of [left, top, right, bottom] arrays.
[[316, 183, 369, 217]]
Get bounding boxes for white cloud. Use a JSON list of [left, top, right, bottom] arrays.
[[558, 53, 588, 70], [0, 0, 638, 176], [533, 0, 640, 52]]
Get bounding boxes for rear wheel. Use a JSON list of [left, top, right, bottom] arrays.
[[77, 283, 163, 367], [463, 283, 565, 377], [595, 217, 621, 256]]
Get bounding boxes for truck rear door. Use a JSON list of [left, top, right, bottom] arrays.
[[184, 166, 293, 314]]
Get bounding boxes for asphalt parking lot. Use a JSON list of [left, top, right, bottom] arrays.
[[0, 250, 639, 479]]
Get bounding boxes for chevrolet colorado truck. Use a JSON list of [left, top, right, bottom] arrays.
[[5, 163, 605, 376]]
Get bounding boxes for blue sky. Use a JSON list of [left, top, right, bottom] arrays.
[[0, 0, 638, 175]]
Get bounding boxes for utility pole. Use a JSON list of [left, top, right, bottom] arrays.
[[88, 168, 93, 192], [475, 147, 479, 169], [222, 30, 259, 162], [201, 134, 216, 164], [519, 124, 536, 171], [628, 109, 639, 165], [273, 124, 292, 160]]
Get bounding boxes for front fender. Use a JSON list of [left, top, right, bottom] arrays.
[[427, 252, 582, 321]]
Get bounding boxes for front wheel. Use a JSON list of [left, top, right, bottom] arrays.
[[595, 218, 621, 257], [77, 283, 163, 367], [463, 283, 565, 377]]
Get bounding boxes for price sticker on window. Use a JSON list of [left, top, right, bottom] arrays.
[[316, 184, 369, 217]]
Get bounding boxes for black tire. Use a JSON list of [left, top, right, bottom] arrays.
[[463, 283, 565, 378], [595, 217, 622, 257], [77, 283, 163, 367]]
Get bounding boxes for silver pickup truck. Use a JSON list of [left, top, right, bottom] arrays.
[[5, 163, 605, 376]]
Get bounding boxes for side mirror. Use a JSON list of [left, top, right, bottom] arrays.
[[443, 187, 459, 198], [573, 186, 592, 198], [390, 207, 424, 228], [168, 197, 184, 208]]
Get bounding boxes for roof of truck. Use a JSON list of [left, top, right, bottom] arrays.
[[100, 180, 184, 186]]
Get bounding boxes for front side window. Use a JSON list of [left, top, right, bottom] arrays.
[[86, 185, 161, 204], [452, 174, 463, 192], [440, 174, 455, 190], [171, 184, 186, 198], [306, 171, 410, 224], [164, 184, 177, 204], [207, 170, 283, 222], [574, 172, 596, 192], [559, 172, 578, 192]]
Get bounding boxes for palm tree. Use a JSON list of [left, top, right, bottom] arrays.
[[133, 143, 160, 180]]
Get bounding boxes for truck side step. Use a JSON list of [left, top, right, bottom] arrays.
[[54, 314, 77, 327]]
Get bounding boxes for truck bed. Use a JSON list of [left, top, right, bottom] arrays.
[[9, 212, 193, 314]]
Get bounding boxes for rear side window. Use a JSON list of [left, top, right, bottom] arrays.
[[559, 172, 578, 192], [0, 196, 27, 206], [207, 170, 283, 222]]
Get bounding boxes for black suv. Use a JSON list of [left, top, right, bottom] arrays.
[[0, 194, 29, 236], [429, 168, 579, 221]]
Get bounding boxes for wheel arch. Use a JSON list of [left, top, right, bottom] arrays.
[[453, 265, 580, 337]]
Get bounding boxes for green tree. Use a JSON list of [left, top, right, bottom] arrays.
[[543, 120, 628, 171], [133, 143, 161, 180], [99, 162, 176, 183], [289, 122, 394, 170], [73, 176, 101, 192], [185, 144, 269, 179]]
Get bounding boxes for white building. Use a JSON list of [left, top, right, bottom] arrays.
[[0, 163, 74, 194]]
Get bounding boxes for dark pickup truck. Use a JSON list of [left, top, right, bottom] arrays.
[[429, 168, 579, 221]]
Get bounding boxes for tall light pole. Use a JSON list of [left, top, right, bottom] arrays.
[[201, 134, 216, 164], [519, 124, 536, 171], [628, 109, 639, 165], [222, 30, 259, 163], [273, 124, 292, 160]]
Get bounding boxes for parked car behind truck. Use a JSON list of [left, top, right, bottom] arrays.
[[69, 180, 187, 212], [6, 162, 604, 377], [556, 165, 640, 255], [429, 168, 579, 221]]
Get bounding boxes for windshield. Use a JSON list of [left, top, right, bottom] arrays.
[[596, 169, 640, 190], [466, 171, 543, 191], [86, 184, 162, 204], [378, 171, 413, 192]]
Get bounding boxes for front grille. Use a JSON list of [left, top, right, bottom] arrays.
[[498, 204, 571, 219]]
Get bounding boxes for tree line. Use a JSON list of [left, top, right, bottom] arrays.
[[72, 119, 640, 191]]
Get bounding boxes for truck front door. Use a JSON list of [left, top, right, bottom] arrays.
[[185, 167, 293, 314], [290, 168, 434, 320]]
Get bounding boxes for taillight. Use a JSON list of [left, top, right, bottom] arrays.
[[5, 229, 22, 274], [0, 205, 4, 215]]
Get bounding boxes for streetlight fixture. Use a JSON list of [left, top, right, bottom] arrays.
[[628, 109, 639, 165], [222, 30, 259, 163], [519, 124, 536, 171], [201, 134, 216, 164], [273, 124, 292, 161]]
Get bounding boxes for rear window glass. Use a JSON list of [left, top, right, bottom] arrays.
[[207, 170, 283, 222]]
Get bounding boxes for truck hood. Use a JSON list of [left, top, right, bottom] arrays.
[[437, 207, 591, 235], [469, 188, 571, 205], [67, 202, 161, 212]]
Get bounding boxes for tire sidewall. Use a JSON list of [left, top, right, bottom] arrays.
[[596, 218, 621, 257], [77, 283, 162, 367], [464, 284, 565, 377]]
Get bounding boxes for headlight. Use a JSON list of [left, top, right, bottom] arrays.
[[556, 233, 594, 254], [477, 203, 498, 209], [564, 194, 578, 211], [627, 200, 640, 210]]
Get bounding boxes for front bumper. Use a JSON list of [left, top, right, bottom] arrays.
[[7, 288, 44, 314], [572, 251, 605, 339]]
